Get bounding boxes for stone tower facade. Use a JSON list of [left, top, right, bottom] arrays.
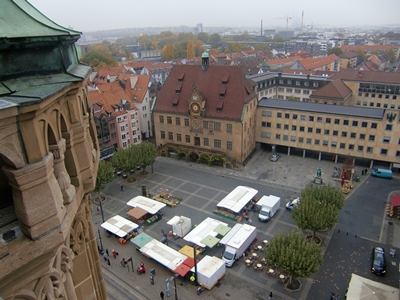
[[0, 1, 106, 299]]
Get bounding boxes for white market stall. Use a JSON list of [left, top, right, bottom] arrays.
[[214, 186, 258, 221], [101, 215, 139, 244], [191, 255, 226, 290], [183, 217, 228, 248], [127, 195, 166, 214], [140, 238, 187, 271], [167, 216, 192, 238]]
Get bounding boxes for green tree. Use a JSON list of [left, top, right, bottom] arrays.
[[328, 47, 343, 56], [94, 160, 114, 198], [194, 40, 205, 57], [385, 49, 396, 63], [292, 184, 344, 239], [81, 50, 118, 67], [224, 42, 250, 53], [137, 141, 157, 174], [208, 33, 221, 48], [178, 32, 195, 42], [186, 40, 195, 58], [254, 44, 271, 51], [354, 49, 367, 62], [265, 230, 323, 288], [111, 146, 140, 180], [197, 32, 209, 43], [163, 44, 174, 60]]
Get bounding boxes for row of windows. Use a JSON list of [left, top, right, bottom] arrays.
[[356, 100, 400, 109], [277, 88, 310, 94], [257, 79, 321, 91], [121, 136, 140, 148], [262, 111, 380, 128], [160, 131, 233, 150], [262, 132, 397, 156], [358, 92, 398, 100], [159, 116, 233, 133]]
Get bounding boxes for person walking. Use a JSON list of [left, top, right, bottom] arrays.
[[120, 184, 124, 192], [268, 292, 274, 300], [112, 249, 117, 259], [107, 258, 111, 267], [103, 253, 107, 262], [160, 291, 164, 299], [365, 169, 368, 175], [105, 249, 109, 256]]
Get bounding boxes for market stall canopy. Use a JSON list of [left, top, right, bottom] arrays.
[[391, 194, 400, 207], [346, 273, 399, 300], [214, 224, 231, 236], [173, 263, 191, 277], [182, 257, 199, 268], [101, 215, 138, 238], [201, 235, 220, 248], [140, 239, 187, 271], [130, 232, 153, 248], [179, 245, 201, 259], [216, 186, 258, 213], [183, 217, 228, 248], [127, 195, 166, 214], [127, 207, 148, 220]]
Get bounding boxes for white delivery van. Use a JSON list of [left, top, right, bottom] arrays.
[[257, 195, 280, 222], [219, 224, 257, 267]]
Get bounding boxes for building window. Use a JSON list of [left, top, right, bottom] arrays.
[[262, 122, 272, 128], [350, 132, 356, 138], [313, 82, 319, 87], [277, 112, 282, 118], [261, 132, 271, 138], [316, 128, 321, 134], [204, 138, 209, 146], [361, 122, 367, 128], [306, 138, 311, 144], [303, 90, 310, 94], [331, 142, 337, 148], [159, 116, 164, 123], [286, 88, 292, 93], [383, 136, 390, 143], [167, 116, 172, 124], [352, 121, 358, 127], [300, 126, 305, 132], [363, 101, 367, 106], [295, 89, 301, 94], [227, 141, 232, 150], [184, 118, 189, 126], [371, 123, 377, 129], [284, 113, 290, 119], [186, 135, 190, 143], [323, 140, 328, 146], [227, 124, 232, 133], [343, 120, 349, 126], [121, 134, 126, 140], [296, 81, 301, 86], [341, 132, 347, 138], [314, 139, 320, 145], [214, 122, 221, 131], [283, 135, 288, 141], [168, 132, 173, 140], [326, 118, 331, 124], [308, 127, 313, 133], [340, 143, 345, 149], [317, 117, 322, 123], [356, 101, 361, 105], [359, 133, 365, 140], [122, 142, 127, 147], [278, 87, 284, 92], [333, 130, 338, 136], [177, 133, 182, 141], [304, 82, 310, 86], [293, 114, 298, 120], [214, 139, 221, 148], [160, 131, 165, 139], [176, 117, 181, 125], [334, 119, 340, 125], [284, 124, 289, 130], [396, 151, 400, 157], [348, 144, 354, 150], [203, 121, 208, 129], [300, 115, 306, 120], [369, 135, 375, 141], [276, 134, 281, 140], [366, 147, 373, 153], [385, 124, 392, 131], [324, 129, 330, 135], [262, 110, 272, 116], [276, 123, 281, 129], [299, 137, 304, 143], [380, 149, 388, 155], [309, 116, 314, 122], [290, 136, 296, 142], [358, 145, 363, 152]]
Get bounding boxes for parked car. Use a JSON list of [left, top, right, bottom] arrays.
[[286, 197, 300, 211], [271, 153, 280, 162], [371, 246, 386, 275]]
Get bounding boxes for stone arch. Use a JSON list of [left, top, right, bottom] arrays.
[[47, 124, 57, 146]]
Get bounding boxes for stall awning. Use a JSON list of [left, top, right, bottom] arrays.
[[201, 235, 220, 248], [127, 195, 166, 214], [127, 207, 148, 220], [214, 224, 231, 236], [182, 257, 199, 268], [101, 215, 138, 237], [178, 245, 201, 259], [216, 186, 258, 213], [130, 232, 153, 249], [391, 194, 400, 207], [174, 264, 191, 277], [346, 273, 399, 300]]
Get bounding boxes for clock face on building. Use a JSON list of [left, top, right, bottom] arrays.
[[192, 94, 198, 101], [190, 102, 200, 113], [192, 118, 202, 129]]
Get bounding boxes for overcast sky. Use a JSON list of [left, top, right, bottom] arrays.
[[28, 0, 398, 33]]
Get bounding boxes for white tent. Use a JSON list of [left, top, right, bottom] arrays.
[[216, 186, 258, 213], [183, 217, 228, 248], [346, 273, 399, 300], [127, 195, 166, 214], [101, 215, 138, 237]]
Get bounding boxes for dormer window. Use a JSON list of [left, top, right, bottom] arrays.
[[178, 73, 185, 83], [222, 74, 229, 85], [175, 83, 182, 94]]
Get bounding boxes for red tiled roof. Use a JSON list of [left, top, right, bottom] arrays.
[[341, 45, 398, 52], [330, 69, 400, 84], [310, 79, 352, 100], [338, 51, 359, 59], [266, 56, 302, 66], [297, 54, 339, 70], [124, 61, 173, 72], [154, 65, 256, 121]]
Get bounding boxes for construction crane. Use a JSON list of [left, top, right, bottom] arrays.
[[275, 15, 292, 39]]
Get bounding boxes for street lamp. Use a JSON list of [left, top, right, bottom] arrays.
[[171, 274, 178, 300]]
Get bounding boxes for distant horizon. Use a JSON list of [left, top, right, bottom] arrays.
[[28, 0, 400, 33]]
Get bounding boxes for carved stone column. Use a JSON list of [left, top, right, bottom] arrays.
[[49, 138, 76, 205]]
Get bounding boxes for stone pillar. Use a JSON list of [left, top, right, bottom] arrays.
[[335, 155, 338, 164], [287, 146, 291, 156], [3, 153, 65, 240], [49, 138, 76, 204], [303, 149, 306, 158], [318, 152, 321, 160], [370, 160, 374, 169]]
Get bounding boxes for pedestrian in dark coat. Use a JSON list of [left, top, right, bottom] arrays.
[[160, 291, 164, 299], [106, 249, 109, 256]]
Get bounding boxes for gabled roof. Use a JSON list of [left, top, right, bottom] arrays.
[[330, 69, 400, 84], [310, 79, 352, 100], [154, 65, 256, 121], [296, 54, 339, 70], [338, 52, 359, 59]]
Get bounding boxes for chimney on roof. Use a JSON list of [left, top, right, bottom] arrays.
[[202, 51, 209, 71]]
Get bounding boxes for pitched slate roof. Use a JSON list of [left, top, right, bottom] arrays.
[[330, 69, 400, 84], [310, 79, 352, 100], [258, 99, 384, 119], [154, 65, 256, 121]]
